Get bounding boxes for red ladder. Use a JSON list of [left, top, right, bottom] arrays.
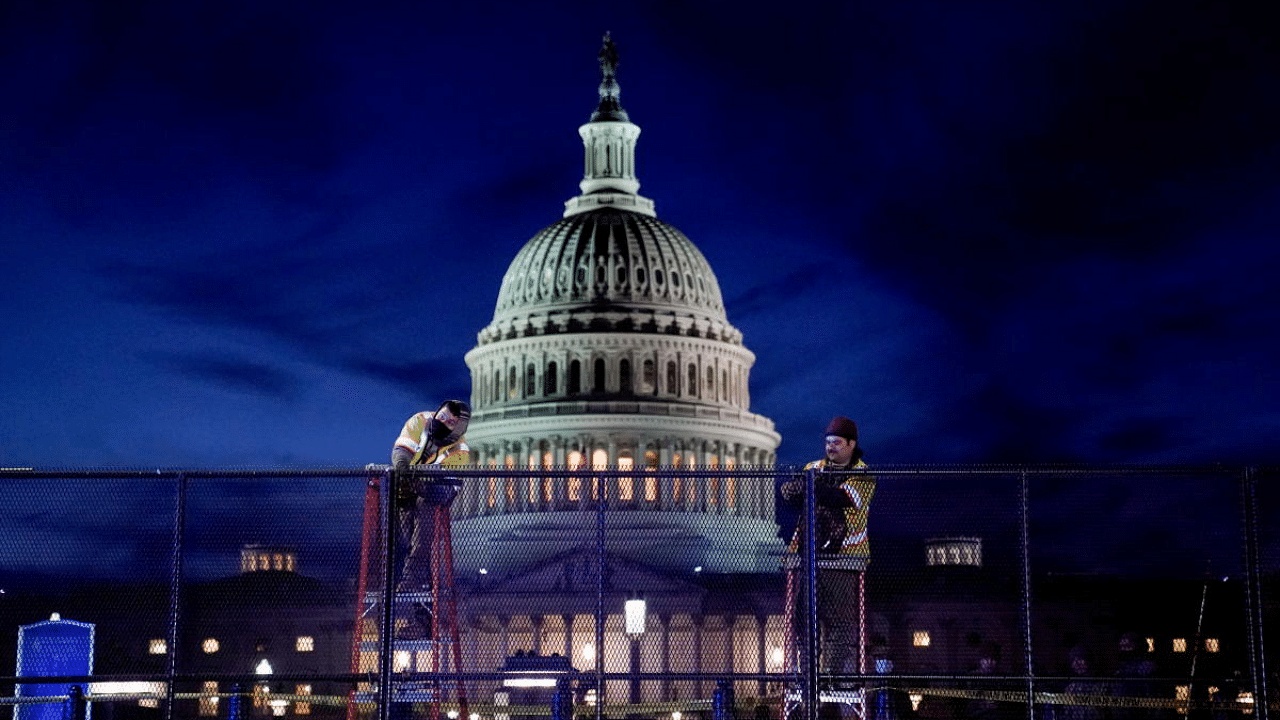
[[348, 469, 467, 720]]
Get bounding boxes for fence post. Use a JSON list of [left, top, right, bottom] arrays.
[[63, 685, 86, 720], [551, 678, 572, 720], [228, 683, 243, 720], [713, 679, 735, 720]]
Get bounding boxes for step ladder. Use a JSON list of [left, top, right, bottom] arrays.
[[781, 560, 867, 720], [348, 468, 467, 720]]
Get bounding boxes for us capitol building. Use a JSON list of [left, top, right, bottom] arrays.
[[441, 35, 792, 702]]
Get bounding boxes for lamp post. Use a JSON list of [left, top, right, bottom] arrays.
[[624, 596, 646, 706]]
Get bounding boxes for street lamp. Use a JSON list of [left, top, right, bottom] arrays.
[[624, 596, 646, 705]]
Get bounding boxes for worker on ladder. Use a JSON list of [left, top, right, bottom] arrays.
[[391, 399, 471, 640], [780, 416, 874, 680]]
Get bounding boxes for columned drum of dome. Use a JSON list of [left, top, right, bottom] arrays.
[[460, 34, 782, 576]]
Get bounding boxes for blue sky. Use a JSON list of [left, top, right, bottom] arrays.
[[2, 0, 1278, 468]]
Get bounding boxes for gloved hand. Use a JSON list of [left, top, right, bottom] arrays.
[[779, 480, 803, 500]]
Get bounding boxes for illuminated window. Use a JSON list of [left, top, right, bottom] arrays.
[[1146, 637, 1155, 652], [913, 631, 931, 647], [393, 650, 412, 672], [295, 684, 312, 715], [1205, 638, 1220, 653], [199, 681, 219, 717], [149, 639, 167, 655], [1173, 638, 1187, 652], [296, 636, 314, 652], [618, 455, 634, 500], [202, 638, 220, 654]]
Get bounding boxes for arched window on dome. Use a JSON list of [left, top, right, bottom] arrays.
[[721, 369, 728, 402], [619, 359, 632, 395], [508, 366, 518, 400], [493, 370, 501, 404], [593, 358, 606, 393], [568, 360, 581, 395], [666, 361, 677, 396], [705, 365, 714, 396], [688, 364, 698, 398], [526, 364, 536, 398], [545, 362, 558, 396], [642, 359, 656, 395]]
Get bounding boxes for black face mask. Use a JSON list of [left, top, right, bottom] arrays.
[[428, 418, 452, 442]]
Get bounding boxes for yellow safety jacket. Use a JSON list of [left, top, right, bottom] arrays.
[[393, 411, 471, 467], [788, 458, 874, 570]]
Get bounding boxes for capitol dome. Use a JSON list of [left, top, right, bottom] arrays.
[[480, 208, 739, 346], [457, 34, 781, 576]]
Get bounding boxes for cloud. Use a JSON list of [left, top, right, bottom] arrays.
[[143, 350, 300, 400]]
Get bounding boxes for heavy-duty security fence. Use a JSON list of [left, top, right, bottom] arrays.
[[1, 465, 1275, 720]]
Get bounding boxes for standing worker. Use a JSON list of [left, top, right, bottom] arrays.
[[780, 416, 874, 676], [390, 399, 471, 639]]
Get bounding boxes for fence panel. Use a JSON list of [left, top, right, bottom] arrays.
[[1, 465, 1273, 720]]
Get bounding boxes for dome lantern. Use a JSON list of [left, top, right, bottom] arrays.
[[565, 32, 655, 217]]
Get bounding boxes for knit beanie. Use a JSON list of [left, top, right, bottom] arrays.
[[824, 416, 858, 441]]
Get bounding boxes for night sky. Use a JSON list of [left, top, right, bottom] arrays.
[[3, 0, 1278, 469]]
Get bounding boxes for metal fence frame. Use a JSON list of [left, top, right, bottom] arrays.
[[0, 464, 1272, 720]]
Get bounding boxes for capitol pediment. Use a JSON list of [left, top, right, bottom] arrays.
[[470, 547, 706, 599]]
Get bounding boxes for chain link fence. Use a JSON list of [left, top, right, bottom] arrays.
[[1, 465, 1274, 720]]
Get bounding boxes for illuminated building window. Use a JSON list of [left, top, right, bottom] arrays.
[[618, 455, 634, 499], [149, 639, 167, 655], [925, 538, 982, 567], [199, 681, 219, 717], [295, 684, 312, 715], [1205, 638, 1220, 653], [1146, 637, 1155, 652], [296, 636, 315, 652], [393, 650, 412, 672], [202, 638, 220, 654], [913, 631, 931, 647], [1173, 638, 1187, 653]]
